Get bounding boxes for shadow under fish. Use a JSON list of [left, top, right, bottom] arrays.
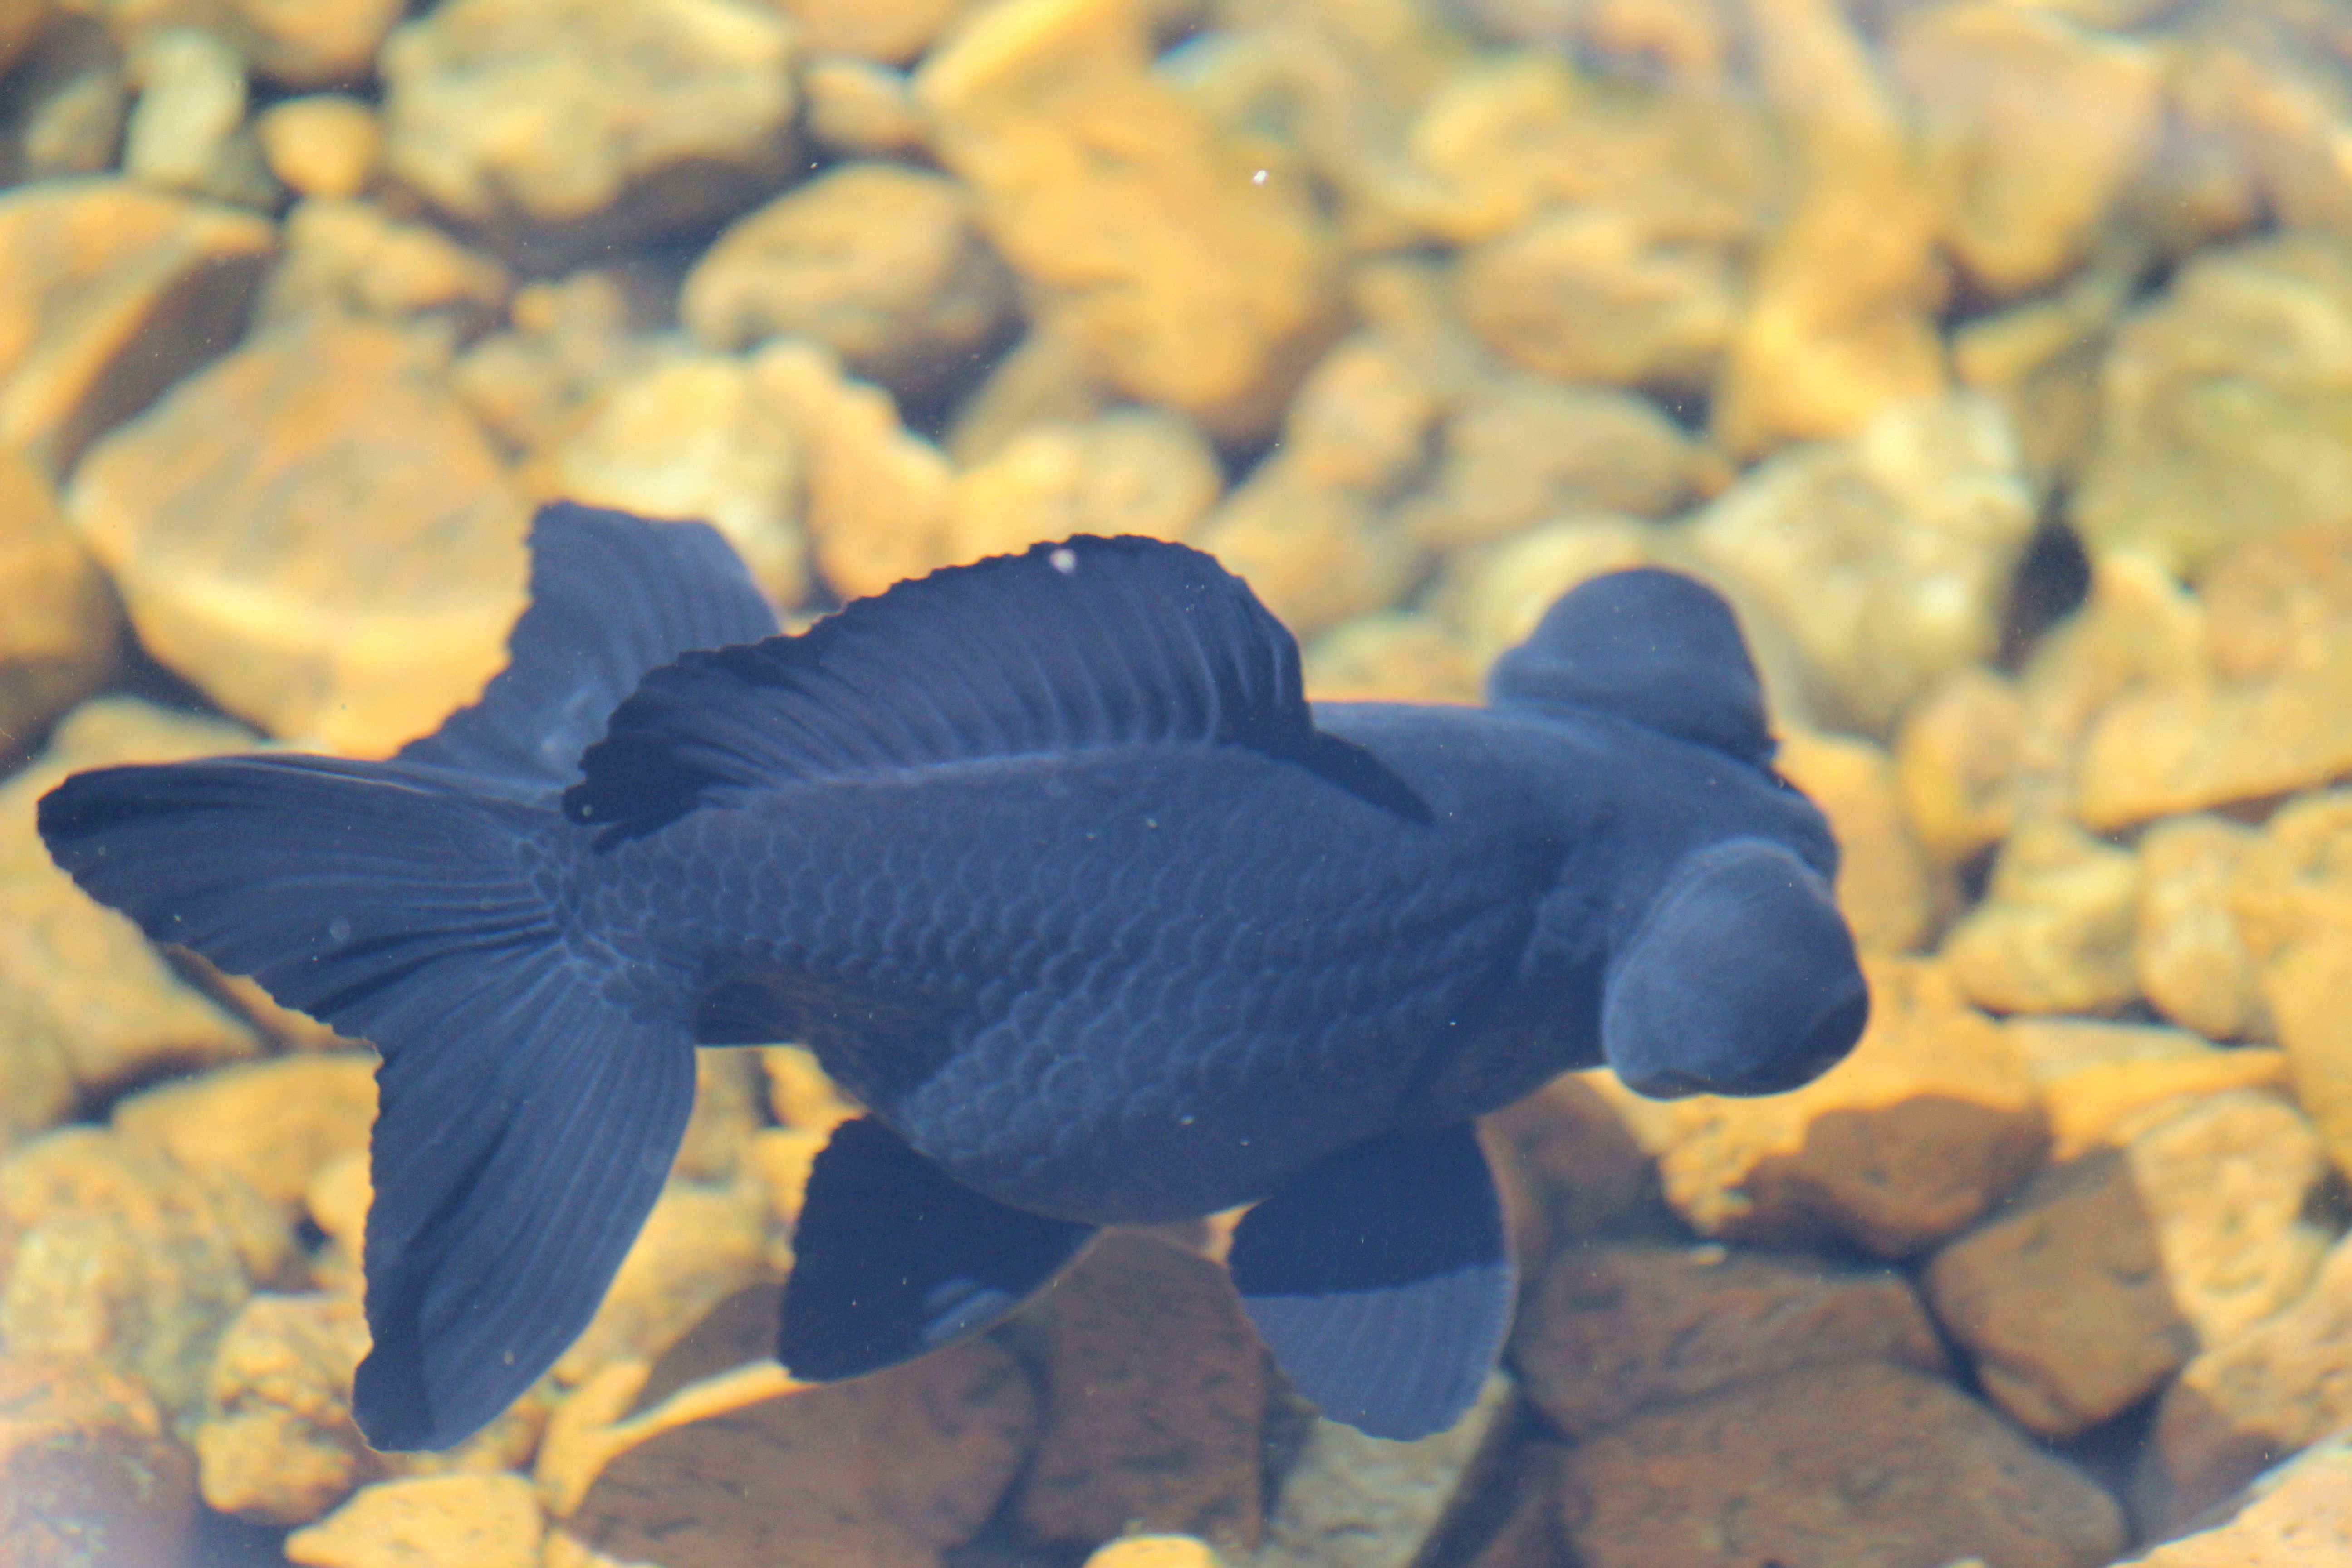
[[36, 504, 1869, 1451]]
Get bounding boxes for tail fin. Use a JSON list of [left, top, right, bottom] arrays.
[[31, 505, 774, 1450]]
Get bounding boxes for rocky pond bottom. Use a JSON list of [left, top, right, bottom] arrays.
[[8, 0, 2352, 1562]]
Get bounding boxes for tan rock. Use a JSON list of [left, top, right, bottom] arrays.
[[549, 1341, 1038, 1568], [802, 54, 929, 157], [2127, 1430, 2352, 1567], [0, 447, 117, 768], [768, 0, 965, 62], [760, 1043, 861, 1132], [945, 408, 1221, 568], [68, 314, 530, 755], [0, 1126, 294, 1422], [0, 1353, 196, 1568], [1774, 727, 1943, 956], [2230, 790, 2352, 1177], [2144, 1232, 2352, 1534], [1399, 374, 1705, 549], [0, 698, 260, 1130], [944, 326, 1108, 468], [1944, 819, 2141, 1016], [91, 0, 406, 88], [449, 270, 653, 457], [1427, 515, 1655, 668], [1711, 0, 1946, 458], [255, 94, 382, 199], [1893, 666, 2024, 868], [1192, 456, 1412, 637], [113, 1053, 376, 1213], [1926, 1091, 2327, 1438], [195, 1290, 375, 1525], [1950, 249, 2138, 493], [0, 175, 274, 475], [0, 0, 55, 77], [1303, 612, 1481, 706], [2075, 235, 2352, 578], [753, 338, 955, 602], [1515, 1241, 1947, 1439], [286, 1471, 544, 1568], [2009, 1017, 2291, 1162], [553, 1176, 774, 1385], [1256, 1372, 1514, 1568], [0, 15, 130, 185], [684, 162, 1014, 402], [2139, 814, 2270, 1041], [1018, 1233, 1264, 1551], [1456, 207, 1738, 396], [672, 1048, 764, 1186], [120, 25, 273, 207], [254, 198, 510, 337], [1887, 2, 2160, 298], [1084, 1538, 1228, 1568], [305, 1150, 368, 1293], [1280, 332, 1441, 499], [381, 0, 796, 268], [1595, 956, 2048, 1257], [919, 0, 1337, 440], [1557, 1361, 2124, 1568], [533, 351, 808, 606], [1686, 395, 2033, 734]]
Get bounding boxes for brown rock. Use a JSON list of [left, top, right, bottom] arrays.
[[0, 447, 117, 768], [1514, 1241, 1948, 1439], [1257, 1373, 1514, 1568], [254, 198, 511, 338], [0, 1126, 294, 1421], [1018, 1233, 1264, 1551], [1478, 1070, 1664, 1262], [1893, 666, 2023, 869], [113, 1053, 376, 1213], [1302, 613, 1481, 705], [550, 1340, 1038, 1568], [1887, 2, 2160, 298], [286, 1471, 544, 1568], [1398, 374, 1704, 549], [1774, 728, 1944, 955], [1595, 956, 2048, 1257], [1711, 0, 1945, 457], [683, 162, 1014, 402], [0, 698, 260, 1135], [1944, 819, 2141, 1016], [802, 54, 929, 157], [1456, 207, 1738, 396], [769, 0, 965, 62], [0, 1353, 196, 1568], [2138, 814, 2271, 1042], [1557, 1361, 2124, 1568], [918, 0, 1337, 440], [2127, 1430, 2352, 1567], [2144, 1232, 2352, 1534], [67, 315, 529, 755], [1686, 395, 2034, 734], [255, 94, 382, 200], [1455, 1439, 1569, 1568], [2009, 1017, 2291, 1163], [380, 0, 797, 268], [532, 351, 808, 606], [0, 175, 273, 476], [195, 1290, 375, 1524], [0, 0, 54, 77], [1925, 1091, 2327, 1438], [946, 408, 1222, 567], [2230, 790, 2352, 1177], [0, 16, 129, 186]]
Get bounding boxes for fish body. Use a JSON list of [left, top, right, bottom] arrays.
[[39, 505, 1866, 1452]]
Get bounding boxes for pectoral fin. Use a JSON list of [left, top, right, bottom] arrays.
[[778, 1117, 1094, 1380], [1227, 1124, 1513, 1441]]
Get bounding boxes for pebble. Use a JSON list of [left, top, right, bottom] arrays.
[[550, 1175, 774, 1385], [380, 0, 797, 267], [0, 175, 274, 475], [0, 1352, 197, 1568], [120, 25, 272, 207], [1256, 1372, 1514, 1568], [254, 94, 382, 199], [1893, 667, 2024, 867], [2230, 790, 2352, 1178], [1194, 453, 1413, 637], [1943, 818, 2142, 1017], [67, 314, 529, 755], [2128, 1430, 2352, 1567], [1557, 1361, 2125, 1568], [1925, 1091, 2328, 1438], [1774, 726, 1944, 956], [0, 447, 117, 766], [1017, 1232, 1265, 1552], [682, 162, 1016, 403], [1514, 1241, 1948, 1439], [1595, 956, 2048, 1257], [255, 197, 512, 338], [1084, 1538, 1229, 1568], [1301, 612, 1482, 705], [2009, 1017, 2292, 1162], [802, 54, 931, 157], [918, 0, 1337, 440], [2137, 814, 2271, 1043], [769, 0, 966, 63], [0, 0, 53, 76], [113, 1052, 377, 1213], [286, 1472, 545, 1568], [92, 0, 406, 88], [946, 407, 1222, 566], [194, 1290, 376, 1525], [1427, 514, 1655, 667], [2, 15, 130, 184], [1686, 394, 2035, 735]]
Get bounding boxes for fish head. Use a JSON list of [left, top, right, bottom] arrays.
[[1600, 835, 1868, 1100]]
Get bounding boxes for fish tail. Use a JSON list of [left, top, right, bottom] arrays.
[[38, 753, 698, 1453]]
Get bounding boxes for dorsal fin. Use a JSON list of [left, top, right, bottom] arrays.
[[399, 503, 779, 792], [564, 536, 1423, 841], [1486, 568, 1775, 766]]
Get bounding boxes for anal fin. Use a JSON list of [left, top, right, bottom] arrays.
[[778, 1117, 1094, 1380], [1227, 1124, 1513, 1441]]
